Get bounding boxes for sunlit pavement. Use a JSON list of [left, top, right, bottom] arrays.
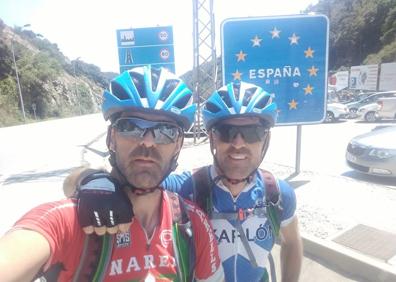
[[1, 114, 396, 281]]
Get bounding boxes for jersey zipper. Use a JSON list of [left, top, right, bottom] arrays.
[[143, 227, 157, 251]]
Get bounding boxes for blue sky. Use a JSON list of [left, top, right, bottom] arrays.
[[0, 0, 318, 75]]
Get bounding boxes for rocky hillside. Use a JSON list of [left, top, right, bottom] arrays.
[[306, 0, 396, 70], [0, 20, 117, 127]]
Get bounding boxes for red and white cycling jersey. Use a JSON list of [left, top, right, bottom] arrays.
[[13, 191, 223, 282]]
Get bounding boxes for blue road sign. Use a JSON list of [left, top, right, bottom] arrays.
[[221, 15, 329, 125], [116, 26, 175, 73]]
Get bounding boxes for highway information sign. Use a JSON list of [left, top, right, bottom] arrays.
[[221, 15, 329, 125], [116, 26, 175, 73]]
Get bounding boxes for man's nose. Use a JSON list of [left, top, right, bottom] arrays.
[[140, 129, 156, 147], [230, 132, 246, 148]]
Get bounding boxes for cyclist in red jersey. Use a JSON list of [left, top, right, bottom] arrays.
[[0, 66, 224, 282]]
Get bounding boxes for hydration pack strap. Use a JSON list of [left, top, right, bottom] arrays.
[[192, 166, 212, 216], [166, 191, 195, 282], [268, 253, 277, 282], [260, 169, 281, 237], [211, 207, 268, 221], [71, 233, 114, 282], [236, 218, 259, 268]]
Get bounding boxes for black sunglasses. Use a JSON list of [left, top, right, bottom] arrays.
[[212, 123, 269, 144], [112, 117, 182, 145]]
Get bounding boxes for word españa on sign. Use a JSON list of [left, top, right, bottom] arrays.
[[249, 66, 302, 79]]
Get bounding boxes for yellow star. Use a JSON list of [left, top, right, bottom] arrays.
[[307, 66, 319, 76], [251, 35, 262, 47], [270, 27, 281, 39], [304, 84, 314, 95], [304, 47, 315, 58], [235, 50, 247, 62], [232, 70, 242, 80], [288, 99, 298, 110], [288, 33, 300, 45]]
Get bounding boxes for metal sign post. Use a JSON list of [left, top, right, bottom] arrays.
[[221, 14, 329, 174]]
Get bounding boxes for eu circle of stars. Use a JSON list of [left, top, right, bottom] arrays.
[[221, 15, 329, 125]]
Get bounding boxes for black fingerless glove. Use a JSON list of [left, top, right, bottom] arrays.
[[77, 172, 133, 228]]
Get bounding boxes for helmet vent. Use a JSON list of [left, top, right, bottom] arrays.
[[242, 87, 257, 106], [218, 90, 232, 108], [160, 80, 179, 101], [150, 67, 161, 92], [205, 101, 220, 113], [173, 92, 191, 109], [110, 81, 130, 100], [232, 83, 241, 101], [129, 71, 147, 98], [255, 95, 270, 109]]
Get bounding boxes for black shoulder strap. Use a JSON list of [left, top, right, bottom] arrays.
[[73, 234, 114, 282], [38, 233, 113, 282], [259, 169, 280, 206], [191, 166, 212, 217], [259, 169, 281, 238]]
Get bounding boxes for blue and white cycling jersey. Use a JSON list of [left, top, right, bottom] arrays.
[[163, 165, 297, 282]]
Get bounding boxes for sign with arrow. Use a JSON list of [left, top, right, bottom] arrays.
[[116, 26, 175, 73]]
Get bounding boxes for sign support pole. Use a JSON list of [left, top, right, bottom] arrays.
[[295, 125, 302, 174]]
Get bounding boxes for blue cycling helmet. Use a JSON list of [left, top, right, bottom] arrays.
[[102, 66, 197, 130], [202, 81, 277, 129]]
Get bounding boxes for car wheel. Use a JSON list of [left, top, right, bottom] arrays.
[[365, 111, 377, 122], [349, 108, 358, 118], [325, 111, 334, 122]]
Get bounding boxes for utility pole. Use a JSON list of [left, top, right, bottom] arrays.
[[11, 24, 31, 122], [73, 57, 82, 115]]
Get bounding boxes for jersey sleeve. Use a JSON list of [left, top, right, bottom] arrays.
[[185, 201, 224, 282], [278, 179, 297, 227], [12, 199, 83, 271], [162, 171, 194, 199]]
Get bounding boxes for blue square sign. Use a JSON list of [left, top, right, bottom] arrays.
[[116, 26, 175, 73], [221, 15, 329, 125]]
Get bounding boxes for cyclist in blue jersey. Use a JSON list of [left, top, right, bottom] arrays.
[[70, 81, 303, 282]]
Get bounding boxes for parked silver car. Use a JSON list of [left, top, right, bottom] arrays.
[[345, 91, 396, 118], [356, 103, 379, 122], [346, 126, 396, 177]]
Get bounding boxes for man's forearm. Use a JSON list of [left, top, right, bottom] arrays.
[[280, 238, 303, 282]]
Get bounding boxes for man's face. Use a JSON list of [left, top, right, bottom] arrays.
[[109, 111, 183, 188], [211, 117, 270, 180]]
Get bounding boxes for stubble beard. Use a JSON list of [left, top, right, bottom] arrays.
[[116, 146, 165, 189], [217, 147, 256, 180]]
